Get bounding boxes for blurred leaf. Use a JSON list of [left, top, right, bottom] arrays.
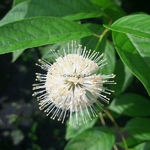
[[100, 41, 116, 74], [81, 24, 104, 50], [92, 0, 121, 10], [11, 129, 24, 145], [113, 0, 122, 6], [109, 60, 133, 95], [0, 16, 93, 54], [12, 49, 25, 62], [28, 132, 38, 141], [40, 43, 62, 60], [65, 117, 97, 140], [92, 0, 125, 19], [28, 122, 38, 141], [41, 40, 81, 60], [125, 117, 150, 140], [26, 0, 103, 20], [105, 14, 150, 95], [13, 0, 28, 6], [133, 142, 150, 150], [32, 143, 41, 150], [118, 136, 142, 149], [0, 2, 28, 26], [65, 127, 115, 150], [109, 93, 150, 116], [103, 8, 125, 22], [6, 114, 19, 124], [31, 122, 38, 133], [0, 2, 29, 61]]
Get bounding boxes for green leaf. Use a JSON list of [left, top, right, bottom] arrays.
[[1, 0, 102, 59], [112, 31, 150, 95], [41, 40, 82, 60], [40, 43, 63, 60], [12, 49, 25, 62], [65, 117, 97, 140], [109, 60, 133, 95], [92, 0, 121, 10], [125, 117, 150, 140], [92, 0, 125, 20], [1, 0, 103, 24], [105, 14, 150, 95], [118, 136, 142, 149], [26, 0, 103, 20], [41, 40, 82, 61], [81, 24, 105, 50], [12, 0, 28, 6], [133, 142, 150, 150], [0, 16, 93, 54], [109, 93, 150, 116], [0, 2, 28, 26], [100, 41, 116, 74], [0, 2, 29, 61], [64, 127, 115, 150], [106, 14, 150, 38]]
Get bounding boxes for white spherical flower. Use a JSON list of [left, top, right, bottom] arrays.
[[32, 41, 115, 125]]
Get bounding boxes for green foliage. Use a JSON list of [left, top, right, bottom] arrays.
[[0, 0, 150, 150], [100, 41, 116, 74], [105, 14, 150, 95], [66, 117, 97, 140], [26, 0, 103, 20], [125, 117, 150, 141], [109, 60, 133, 95], [92, 0, 125, 20], [65, 127, 115, 150], [0, 17, 92, 54], [0, 2, 28, 26], [133, 142, 150, 150], [12, 49, 25, 62], [109, 93, 150, 116], [12, 0, 28, 6]]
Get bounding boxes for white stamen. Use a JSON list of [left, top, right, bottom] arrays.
[[32, 41, 115, 125]]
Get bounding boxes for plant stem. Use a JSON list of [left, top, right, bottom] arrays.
[[113, 144, 119, 150], [99, 112, 119, 150], [94, 15, 112, 51], [99, 112, 106, 126], [105, 110, 128, 150], [94, 28, 109, 51]]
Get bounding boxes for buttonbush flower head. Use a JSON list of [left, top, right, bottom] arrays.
[[33, 41, 115, 125]]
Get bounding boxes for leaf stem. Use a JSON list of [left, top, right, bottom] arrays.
[[94, 28, 109, 51], [94, 15, 112, 51], [105, 110, 128, 150]]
